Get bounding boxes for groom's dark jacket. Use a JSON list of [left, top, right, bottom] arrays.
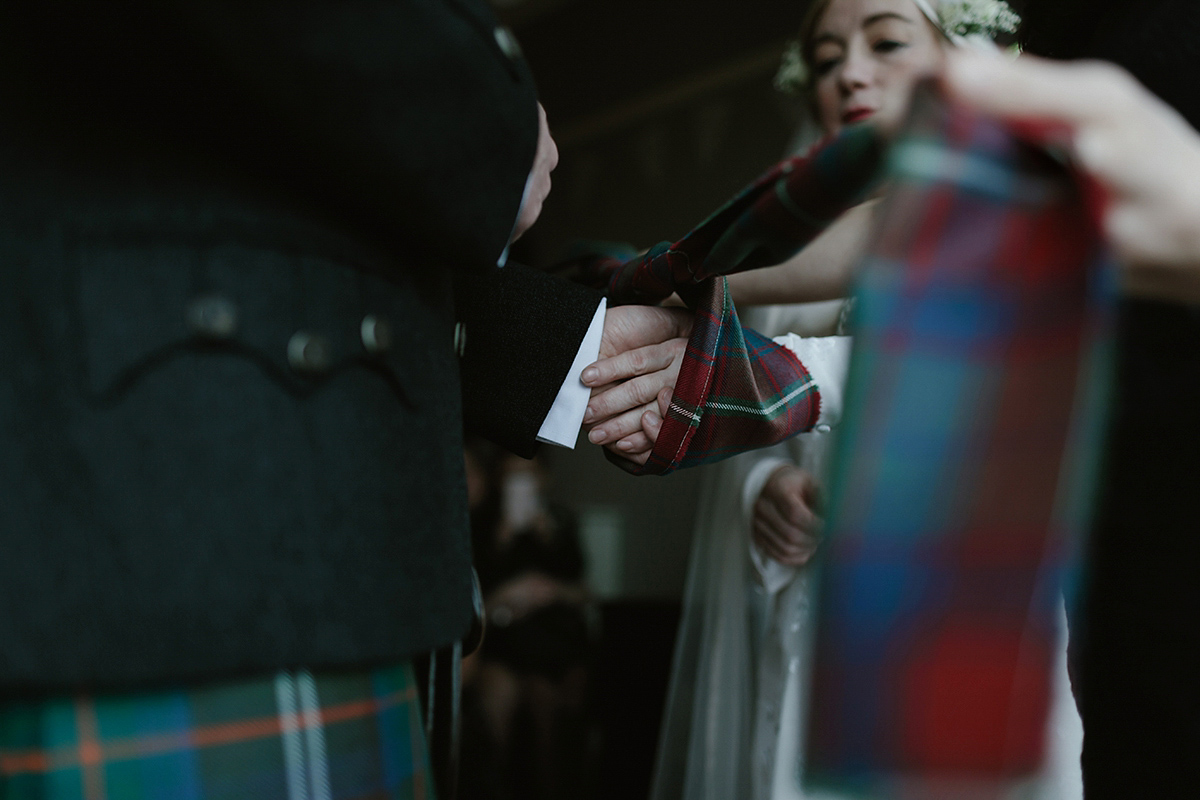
[[0, 1, 600, 693]]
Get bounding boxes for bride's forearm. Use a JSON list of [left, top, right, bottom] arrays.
[[727, 199, 878, 306]]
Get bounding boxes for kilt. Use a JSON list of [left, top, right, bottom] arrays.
[[0, 663, 433, 800]]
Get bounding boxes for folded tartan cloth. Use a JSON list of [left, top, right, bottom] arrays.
[[632, 276, 823, 475], [579, 128, 883, 476], [804, 88, 1114, 793]]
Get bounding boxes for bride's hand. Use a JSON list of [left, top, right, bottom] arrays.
[[752, 465, 823, 567]]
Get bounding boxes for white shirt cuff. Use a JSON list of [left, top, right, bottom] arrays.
[[772, 334, 853, 430], [536, 299, 607, 448]]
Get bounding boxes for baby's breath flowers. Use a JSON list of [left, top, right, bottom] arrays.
[[774, 40, 808, 97], [937, 0, 1021, 39]]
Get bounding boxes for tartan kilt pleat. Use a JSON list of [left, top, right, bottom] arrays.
[[0, 663, 434, 800]]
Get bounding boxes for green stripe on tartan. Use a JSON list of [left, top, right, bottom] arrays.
[[704, 380, 818, 419]]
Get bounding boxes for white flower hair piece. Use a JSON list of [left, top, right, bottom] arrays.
[[913, 0, 1021, 46], [774, 39, 808, 96]]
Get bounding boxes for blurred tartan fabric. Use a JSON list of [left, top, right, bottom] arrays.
[[805, 89, 1114, 795]]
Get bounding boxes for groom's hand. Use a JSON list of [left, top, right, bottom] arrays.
[[593, 304, 691, 362], [582, 338, 683, 460], [582, 304, 691, 465]]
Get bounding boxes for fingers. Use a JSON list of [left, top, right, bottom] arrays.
[[752, 466, 824, 566], [601, 409, 660, 466], [589, 381, 669, 466], [756, 499, 818, 549], [611, 431, 653, 455], [781, 487, 820, 531], [582, 338, 684, 389], [656, 387, 672, 417], [605, 409, 661, 461], [643, 409, 662, 444], [761, 466, 817, 521], [605, 444, 652, 467], [752, 519, 818, 567], [943, 51, 1137, 128], [587, 402, 656, 445], [584, 358, 681, 422]]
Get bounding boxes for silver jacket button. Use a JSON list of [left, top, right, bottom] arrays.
[[454, 322, 467, 357], [287, 331, 333, 374], [187, 295, 238, 340], [360, 314, 393, 355], [493, 26, 523, 61]]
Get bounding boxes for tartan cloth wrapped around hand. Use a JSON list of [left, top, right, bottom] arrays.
[[804, 88, 1115, 795], [581, 128, 884, 476]]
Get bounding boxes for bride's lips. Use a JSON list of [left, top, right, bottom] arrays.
[[841, 107, 875, 124]]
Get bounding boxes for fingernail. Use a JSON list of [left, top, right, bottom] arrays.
[[588, 428, 605, 444], [583, 406, 595, 424], [616, 440, 633, 451], [581, 367, 598, 385]]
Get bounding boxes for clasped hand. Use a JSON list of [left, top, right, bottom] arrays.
[[753, 465, 823, 567], [588, 305, 692, 465]]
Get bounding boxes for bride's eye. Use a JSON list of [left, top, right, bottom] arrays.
[[873, 38, 908, 54], [814, 57, 840, 77]]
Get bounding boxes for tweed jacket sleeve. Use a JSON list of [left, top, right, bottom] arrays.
[[456, 263, 604, 458]]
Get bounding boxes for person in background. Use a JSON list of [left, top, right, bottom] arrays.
[[462, 440, 593, 800]]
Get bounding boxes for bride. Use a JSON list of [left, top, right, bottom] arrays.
[[624, 1, 1086, 798]]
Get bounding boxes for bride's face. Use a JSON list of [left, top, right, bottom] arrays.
[[809, 0, 945, 137]]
